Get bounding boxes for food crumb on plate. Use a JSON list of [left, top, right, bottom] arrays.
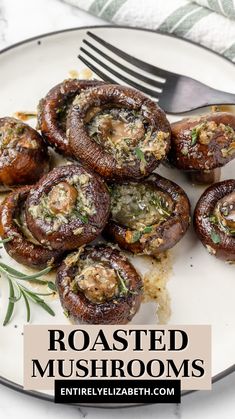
[[142, 252, 172, 324], [13, 111, 37, 121]]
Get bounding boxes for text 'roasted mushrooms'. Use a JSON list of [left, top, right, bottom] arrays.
[[56, 244, 143, 324], [0, 186, 64, 269], [104, 174, 190, 256], [169, 112, 235, 184], [0, 117, 49, 189], [194, 179, 235, 262], [25, 164, 110, 251], [68, 84, 171, 180]]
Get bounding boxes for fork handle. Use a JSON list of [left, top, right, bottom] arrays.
[[205, 86, 235, 106], [164, 78, 235, 114]]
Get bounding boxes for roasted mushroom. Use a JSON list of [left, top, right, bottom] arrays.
[[104, 174, 190, 256], [37, 79, 104, 156], [25, 164, 110, 251], [56, 244, 143, 324], [0, 117, 49, 189], [169, 112, 235, 184], [68, 84, 171, 180], [194, 179, 235, 261], [0, 186, 64, 269]]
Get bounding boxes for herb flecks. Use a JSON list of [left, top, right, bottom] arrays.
[[0, 262, 56, 326], [135, 147, 147, 173], [116, 270, 129, 296], [190, 122, 206, 146], [130, 230, 141, 243], [126, 225, 154, 244], [210, 230, 221, 244], [143, 226, 153, 234], [191, 128, 198, 146]]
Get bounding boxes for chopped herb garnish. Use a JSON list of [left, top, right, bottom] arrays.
[[210, 230, 221, 244], [209, 215, 217, 225], [191, 128, 198, 146], [116, 271, 129, 295], [72, 209, 89, 224], [131, 230, 142, 243], [150, 196, 171, 218], [135, 147, 146, 164], [143, 226, 152, 234], [78, 214, 89, 224]]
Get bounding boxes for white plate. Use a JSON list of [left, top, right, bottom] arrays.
[[0, 26, 234, 405]]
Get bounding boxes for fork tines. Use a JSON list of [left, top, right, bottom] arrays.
[[78, 31, 170, 101]]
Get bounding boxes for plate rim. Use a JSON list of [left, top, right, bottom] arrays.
[[0, 24, 234, 407]]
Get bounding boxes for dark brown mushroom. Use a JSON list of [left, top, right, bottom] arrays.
[[67, 84, 171, 180], [0, 186, 64, 269], [169, 112, 235, 184], [0, 117, 49, 189], [37, 79, 104, 156], [103, 174, 190, 256], [194, 179, 235, 261], [56, 244, 143, 324], [25, 164, 110, 251]]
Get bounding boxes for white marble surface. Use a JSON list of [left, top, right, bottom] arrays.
[[0, 0, 234, 418]]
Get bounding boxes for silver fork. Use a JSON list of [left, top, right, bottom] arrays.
[[78, 31, 235, 114]]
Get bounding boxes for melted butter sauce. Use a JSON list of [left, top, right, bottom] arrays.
[[127, 251, 172, 324]]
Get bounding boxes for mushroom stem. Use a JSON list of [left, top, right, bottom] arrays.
[[188, 168, 221, 185]]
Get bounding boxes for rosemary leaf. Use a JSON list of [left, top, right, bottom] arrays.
[[21, 290, 31, 322], [0, 263, 51, 280], [3, 277, 15, 326], [23, 289, 55, 316], [47, 281, 57, 292]]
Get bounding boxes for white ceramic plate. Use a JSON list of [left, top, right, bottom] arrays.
[[0, 26, 234, 406]]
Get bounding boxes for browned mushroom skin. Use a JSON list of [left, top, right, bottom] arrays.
[[169, 112, 235, 183], [37, 79, 104, 156], [0, 186, 64, 269], [104, 174, 191, 256], [25, 164, 110, 251], [68, 84, 171, 180], [194, 179, 235, 261], [0, 117, 49, 189], [56, 244, 143, 324]]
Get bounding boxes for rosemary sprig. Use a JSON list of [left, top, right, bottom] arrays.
[[0, 262, 56, 326]]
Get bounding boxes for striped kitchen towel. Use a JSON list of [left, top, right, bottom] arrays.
[[62, 0, 235, 62]]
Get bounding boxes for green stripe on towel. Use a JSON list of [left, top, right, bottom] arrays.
[[223, 43, 235, 60], [100, 0, 127, 20], [158, 4, 203, 32], [221, 0, 235, 19], [172, 7, 212, 37], [207, 0, 223, 15], [89, 0, 109, 15]]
